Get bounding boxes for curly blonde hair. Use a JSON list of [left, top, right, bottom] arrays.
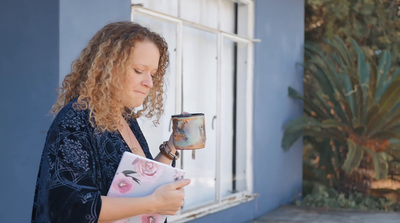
[[52, 21, 169, 132]]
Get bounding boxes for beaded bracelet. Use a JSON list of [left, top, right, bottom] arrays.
[[159, 141, 180, 160]]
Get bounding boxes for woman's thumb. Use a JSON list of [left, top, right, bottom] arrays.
[[172, 179, 191, 189]]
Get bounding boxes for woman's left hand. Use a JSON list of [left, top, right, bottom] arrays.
[[154, 133, 178, 165], [167, 134, 177, 153]]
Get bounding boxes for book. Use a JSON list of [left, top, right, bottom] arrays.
[[107, 151, 185, 223]]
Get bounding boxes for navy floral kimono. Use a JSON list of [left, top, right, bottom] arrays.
[[32, 99, 153, 222]]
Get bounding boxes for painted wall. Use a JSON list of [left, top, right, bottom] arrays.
[[0, 0, 130, 222], [0, 0, 304, 222], [252, 0, 304, 217], [0, 1, 59, 222], [59, 0, 131, 82]]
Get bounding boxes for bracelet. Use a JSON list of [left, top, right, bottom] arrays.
[[159, 141, 180, 160]]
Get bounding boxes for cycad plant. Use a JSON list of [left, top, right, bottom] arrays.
[[282, 36, 400, 195]]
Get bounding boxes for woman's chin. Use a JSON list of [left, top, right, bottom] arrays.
[[128, 102, 145, 110], [122, 98, 146, 110]]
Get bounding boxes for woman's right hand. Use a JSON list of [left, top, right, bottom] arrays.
[[150, 179, 191, 215]]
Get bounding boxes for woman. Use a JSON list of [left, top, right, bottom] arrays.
[[32, 21, 190, 222]]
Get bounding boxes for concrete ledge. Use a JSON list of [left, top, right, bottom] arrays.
[[249, 205, 400, 223]]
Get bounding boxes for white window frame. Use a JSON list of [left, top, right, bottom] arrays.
[[131, 1, 256, 221]]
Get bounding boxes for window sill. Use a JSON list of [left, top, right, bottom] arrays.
[[169, 192, 258, 223]]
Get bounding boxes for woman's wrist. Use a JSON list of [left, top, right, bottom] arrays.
[[167, 140, 177, 153], [159, 141, 179, 160], [146, 193, 158, 214]]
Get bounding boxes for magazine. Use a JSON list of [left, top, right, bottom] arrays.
[[107, 151, 185, 223]]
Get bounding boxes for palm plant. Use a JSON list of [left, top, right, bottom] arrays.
[[282, 36, 400, 195]]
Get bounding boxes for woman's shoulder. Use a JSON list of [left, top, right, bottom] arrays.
[[51, 99, 92, 132]]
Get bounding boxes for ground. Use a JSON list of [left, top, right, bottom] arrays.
[[250, 205, 400, 223]]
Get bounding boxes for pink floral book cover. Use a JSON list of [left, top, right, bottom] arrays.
[[107, 151, 185, 223]]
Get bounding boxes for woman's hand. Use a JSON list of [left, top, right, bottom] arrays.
[[167, 133, 177, 153], [168, 111, 189, 152], [150, 179, 191, 215], [155, 111, 190, 164], [99, 179, 190, 222]]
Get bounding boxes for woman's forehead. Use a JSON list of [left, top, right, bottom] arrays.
[[128, 41, 160, 70]]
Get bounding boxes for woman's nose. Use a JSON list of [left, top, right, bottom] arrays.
[[142, 73, 154, 88]]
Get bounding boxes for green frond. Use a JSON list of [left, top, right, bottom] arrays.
[[305, 63, 353, 124], [372, 153, 389, 180], [337, 97, 354, 126], [281, 129, 303, 152], [288, 87, 303, 100], [321, 119, 347, 129], [324, 36, 352, 66], [342, 140, 364, 174], [379, 110, 400, 132], [283, 116, 321, 131], [282, 116, 322, 150], [368, 131, 400, 141], [376, 51, 392, 102], [364, 148, 388, 180], [386, 145, 400, 160], [378, 68, 400, 103], [378, 79, 400, 112]]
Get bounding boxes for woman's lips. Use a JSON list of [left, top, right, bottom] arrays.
[[134, 90, 147, 95]]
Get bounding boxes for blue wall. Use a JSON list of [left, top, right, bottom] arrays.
[[0, 0, 130, 222], [252, 0, 304, 216], [59, 0, 131, 82], [0, 1, 59, 222], [0, 0, 303, 222]]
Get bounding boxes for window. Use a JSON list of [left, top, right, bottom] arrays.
[[132, 0, 255, 221]]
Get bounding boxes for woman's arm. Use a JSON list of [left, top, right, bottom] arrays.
[[99, 179, 190, 222], [99, 196, 154, 222]]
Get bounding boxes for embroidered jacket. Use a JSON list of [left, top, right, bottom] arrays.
[[32, 100, 152, 222]]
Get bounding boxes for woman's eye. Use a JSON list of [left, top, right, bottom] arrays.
[[134, 69, 142, 74]]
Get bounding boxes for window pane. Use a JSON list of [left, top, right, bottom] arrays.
[[220, 0, 235, 33], [235, 41, 248, 193], [180, 0, 219, 29], [237, 3, 250, 37], [220, 0, 251, 37], [220, 39, 234, 197], [133, 15, 179, 158], [132, 0, 178, 17], [221, 38, 248, 197], [181, 26, 217, 209]]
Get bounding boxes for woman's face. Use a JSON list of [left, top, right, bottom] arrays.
[[122, 40, 160, 109]]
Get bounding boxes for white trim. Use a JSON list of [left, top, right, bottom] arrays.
[[132, 6, 182, 24], [247, 1, 255, 42], [216, 32, 222, 203], [217, 0, 222, 30], [227, 0, 253, 5], [177, 0, 182, 18], [222, 32, 252, 44], [132, 6, 254, 42], [175, 20, 183, 114], [169, 192, 257, 223], [246, 0, 255, 195]]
